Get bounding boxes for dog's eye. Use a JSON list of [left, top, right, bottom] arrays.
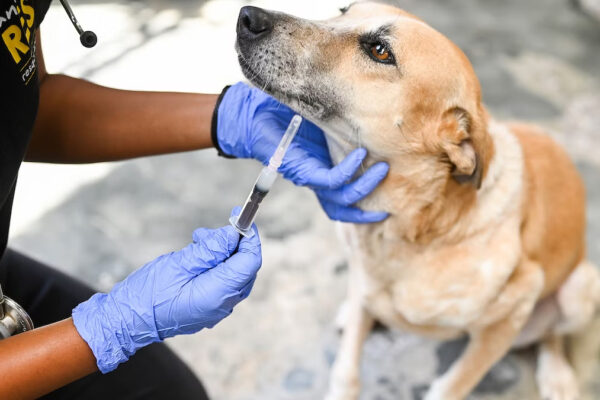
[[371, 43, 391, 61], [340, 6, 349, 14], [361, 41, 396, 65]]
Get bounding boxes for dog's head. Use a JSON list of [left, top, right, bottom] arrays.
[[236, 1, 492, 197]]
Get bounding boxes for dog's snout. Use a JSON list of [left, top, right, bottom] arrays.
[[237, 6, 274, 40]]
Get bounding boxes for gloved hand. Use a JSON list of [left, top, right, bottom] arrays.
[[213, 82, 389, 223], [72, 216, 261, 373]]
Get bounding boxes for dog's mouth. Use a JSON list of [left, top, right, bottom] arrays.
[[237, 55, 272, 93], [237, 54, 329, 120]]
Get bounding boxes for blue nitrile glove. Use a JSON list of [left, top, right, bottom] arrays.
[[72, 216, 261, 373], [212, 82, 389, 223]]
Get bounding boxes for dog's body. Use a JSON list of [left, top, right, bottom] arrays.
[[235, 3, 600, 399]]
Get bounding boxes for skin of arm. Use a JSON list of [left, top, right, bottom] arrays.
[[27, 31, 218, 163], [0, 318, 97, 399], [0, 31, 217, 397]]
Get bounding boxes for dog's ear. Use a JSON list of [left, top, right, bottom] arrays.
[[438, 107, 483, 189]]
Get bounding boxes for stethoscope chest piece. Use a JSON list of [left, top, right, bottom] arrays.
[[0, 284, 34, 340], [59, 0, 97, 48]]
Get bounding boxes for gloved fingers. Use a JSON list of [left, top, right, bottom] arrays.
[[220, 276, 257, 313], [298, 148, 367, 189], [250, 106, 299, 164], [239, 276, 256, 300], [211, 225, 262, 288], [279, 154, 331, 186], [230, 206, 242, 218], [251, 128, 331, 172], [315, 162, 389, 206], [281, 122, 330, 163], [317, 197, 389, 224], [182, 225, 241, 274], [294, 118, 327, 145]]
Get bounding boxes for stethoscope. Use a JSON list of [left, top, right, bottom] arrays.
[[0, 1, 97, 340], [59, 0, 97, 48], [0, 283, 33, 339]]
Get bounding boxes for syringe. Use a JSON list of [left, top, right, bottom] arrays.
[[230, 115, 303, 237]]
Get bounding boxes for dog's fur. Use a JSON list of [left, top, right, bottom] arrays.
[[235, 2, 600, 399]]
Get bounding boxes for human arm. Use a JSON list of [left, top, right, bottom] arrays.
[[71, 222, 261, 372], [27, 31, 217, 163], [0, 217, 261, 398], [0, 318, 97, 400]]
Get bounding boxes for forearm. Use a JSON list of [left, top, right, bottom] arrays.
[[0, 318, 97, 399], [28, 74, 218, 163]]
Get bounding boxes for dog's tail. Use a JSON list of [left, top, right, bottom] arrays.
[[564, 261, 600, 385]]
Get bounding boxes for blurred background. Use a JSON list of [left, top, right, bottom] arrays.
[[9, 0, 600, 399]]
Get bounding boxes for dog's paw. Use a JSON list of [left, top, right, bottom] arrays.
[[324, 371, 360, 400], [537, 377, 580, 400], [423, 379, 460, 400], [536, 356, 580, 400], [324, 384, 360, 400]]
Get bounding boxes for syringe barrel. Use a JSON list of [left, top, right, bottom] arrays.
[[268, 115, 303, 170], [234, 186, 268, 234], [230, 166, 277, 237], [229, 114, 302, 237]]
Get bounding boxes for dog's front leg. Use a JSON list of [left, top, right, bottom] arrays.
[[425, 260, 544, 400], [424, 318, 525, 400], [325, 296, 374, 400]]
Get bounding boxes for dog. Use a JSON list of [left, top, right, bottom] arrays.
[[234, 2, 600, 399]]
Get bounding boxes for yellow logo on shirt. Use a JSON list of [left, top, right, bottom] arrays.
[[1, 0, 36, 84]]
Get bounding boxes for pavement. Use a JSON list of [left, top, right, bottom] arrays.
[[8, 0, 600, 399]]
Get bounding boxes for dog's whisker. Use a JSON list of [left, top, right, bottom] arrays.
[[357, 128, 367, 174]]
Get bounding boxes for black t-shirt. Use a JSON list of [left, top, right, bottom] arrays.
[[1, 0, 52, 256]]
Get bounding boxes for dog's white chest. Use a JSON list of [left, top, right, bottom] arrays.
[[391, 256, 512, 327], [362, 221, 522, 329]]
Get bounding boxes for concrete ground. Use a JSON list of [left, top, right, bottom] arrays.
[[9, 0, 600, 399]]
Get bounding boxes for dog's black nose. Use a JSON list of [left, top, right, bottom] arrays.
[[237, 6, 273, 40]]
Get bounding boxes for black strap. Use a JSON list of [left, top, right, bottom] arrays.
[[211, 85, 236, 158]]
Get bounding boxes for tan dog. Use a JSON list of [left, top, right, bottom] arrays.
[[235, 2, 600, 399]]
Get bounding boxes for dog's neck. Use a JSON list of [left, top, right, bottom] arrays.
[[321, 118, 522, 245], [320, 121, 453, 238]]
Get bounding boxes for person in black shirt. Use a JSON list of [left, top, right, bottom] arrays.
[[0, 1, 389, 398]]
